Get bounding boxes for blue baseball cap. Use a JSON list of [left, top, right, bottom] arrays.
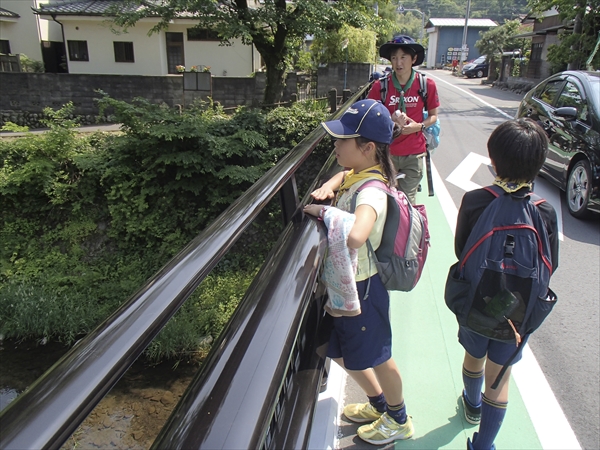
[[321, 99, 393, 144]]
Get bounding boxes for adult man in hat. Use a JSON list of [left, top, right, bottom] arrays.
[[368, 35, 440, 204]]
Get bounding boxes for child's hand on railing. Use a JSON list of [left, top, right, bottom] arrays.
[[310, 186, 335, 200]]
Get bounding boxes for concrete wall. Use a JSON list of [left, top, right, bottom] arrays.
[[317, 62, 370, 97], [0, 64, 371, 127]]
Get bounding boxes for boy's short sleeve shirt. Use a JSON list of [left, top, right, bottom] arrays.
[[337, 184, 387, 281], [368, 74, 440, 157]]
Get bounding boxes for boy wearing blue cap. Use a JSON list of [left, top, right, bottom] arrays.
[[304, 99, 414, 445]]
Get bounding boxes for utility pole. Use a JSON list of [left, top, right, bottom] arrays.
[[342, 38, 349, 90], [397, 4, 425, 42], [458, 0, 471, 73]]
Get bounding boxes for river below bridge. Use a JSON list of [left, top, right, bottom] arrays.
[[0, 338, 201, 449]]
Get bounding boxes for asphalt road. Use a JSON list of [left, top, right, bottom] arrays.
[[425, 69, 600, 450]]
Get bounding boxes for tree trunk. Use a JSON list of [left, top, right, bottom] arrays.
[[262, 60, 286, 105], [251, 23, 288, 105]]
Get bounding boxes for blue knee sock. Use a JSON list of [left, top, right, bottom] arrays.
[[368, 392, 387, 413], [473, 395, 507, 450], [463, 367, 484, 407], [386, 400, 407, 424]]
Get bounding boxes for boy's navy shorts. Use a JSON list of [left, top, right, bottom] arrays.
[[458, 326, 529, 366], [326, 275, 392, 371]]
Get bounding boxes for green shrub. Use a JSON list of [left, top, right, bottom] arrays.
[[0, 97, 332, 361]]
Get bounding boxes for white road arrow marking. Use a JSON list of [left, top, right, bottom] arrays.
[[445, 152, 491, 192], [445, 152, 564, 240]]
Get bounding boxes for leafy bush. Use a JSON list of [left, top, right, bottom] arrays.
[[0, 97, 331, 361], [19, 54, 45, 73]]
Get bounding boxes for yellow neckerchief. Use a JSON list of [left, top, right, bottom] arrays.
[[493, 177, 532, 193], [335, 165, 387, 205]]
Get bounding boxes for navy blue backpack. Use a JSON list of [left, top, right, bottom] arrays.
[[445, 185, 557, 387]]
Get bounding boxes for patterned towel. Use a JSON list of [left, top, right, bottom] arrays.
[[321, 207, 360, 317]]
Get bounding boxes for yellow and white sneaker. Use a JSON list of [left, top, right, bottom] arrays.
[[343, 402, 383, 423], [357, 412, 414, 444]]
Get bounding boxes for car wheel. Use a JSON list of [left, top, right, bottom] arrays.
[[476, 70, 484, 78], [566, 160, 592, 218]]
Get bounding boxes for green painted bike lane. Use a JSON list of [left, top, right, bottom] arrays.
[[387, 189, 542, 450]]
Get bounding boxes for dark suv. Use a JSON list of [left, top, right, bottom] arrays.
[[462, 56, 489, 78], [516, 70, 600, 218]]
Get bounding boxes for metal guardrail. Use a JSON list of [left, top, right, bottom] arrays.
[[0, 86, 370, 449]]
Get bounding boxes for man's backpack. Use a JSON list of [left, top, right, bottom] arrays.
[[444, 185, 557, 387], [351, 179, 430, 292], [379, 71, 441, 150]]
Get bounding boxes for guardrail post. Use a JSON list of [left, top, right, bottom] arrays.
[[342, 89, 352, 104], [328, 89, 337, 113], [279, 175, 299, 225]]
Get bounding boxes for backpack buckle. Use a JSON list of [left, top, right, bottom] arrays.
[[504, 235, 515, 257]]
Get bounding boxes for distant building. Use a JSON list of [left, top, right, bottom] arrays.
[[0, 0, 262, 77], [513, 8, 573, 80], [424, 18, 498, 68], [0, 0, 64, 70]]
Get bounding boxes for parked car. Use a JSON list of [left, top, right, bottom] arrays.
[[462, 56, 489, 78], [516, 70, 600, 218]]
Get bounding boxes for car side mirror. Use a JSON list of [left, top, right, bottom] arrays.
[[553, 106, 577, 121]]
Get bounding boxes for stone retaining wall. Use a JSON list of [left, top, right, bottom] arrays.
[[0, 62, 372, 128]]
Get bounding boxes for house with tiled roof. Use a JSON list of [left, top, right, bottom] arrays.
[[1, 0, 261, 76], [33, 0, 261, 76], [512, 8, 573, 80], [425, 18, 498, 68]]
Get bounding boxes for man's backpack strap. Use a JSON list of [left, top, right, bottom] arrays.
[[381, 71, 428, 109], [380, 73, 390, 104], [417, 70, 428, 110]]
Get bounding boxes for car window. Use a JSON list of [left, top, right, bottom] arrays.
[[474, 57, 486, 64], [556, 81, 589, 124], [537, 79, 563, 105]]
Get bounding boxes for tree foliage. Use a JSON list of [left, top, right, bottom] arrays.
[[528, 0, 600, 71], [311, 24, 377, 65], [476, 19, 527, 59], [393, 0, 529, 23]]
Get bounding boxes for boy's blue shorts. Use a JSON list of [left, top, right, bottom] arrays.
[[458, 326, 529, 366], [326, 275, 392, 371]]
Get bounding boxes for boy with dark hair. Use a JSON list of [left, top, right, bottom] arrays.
[[452, 118, 559, 450]]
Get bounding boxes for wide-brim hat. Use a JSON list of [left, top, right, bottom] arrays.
[[321, 99, 393, 144], [379, 35, 425, 66]]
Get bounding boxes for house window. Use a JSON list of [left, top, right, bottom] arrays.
[[187, 28, 220, 41], [114, 42, 135, 63], [0, 40, 11, 54], [68, 40, 89, 61]]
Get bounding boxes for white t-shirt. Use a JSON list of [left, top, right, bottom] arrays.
[[337, 182, 387, 282]]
